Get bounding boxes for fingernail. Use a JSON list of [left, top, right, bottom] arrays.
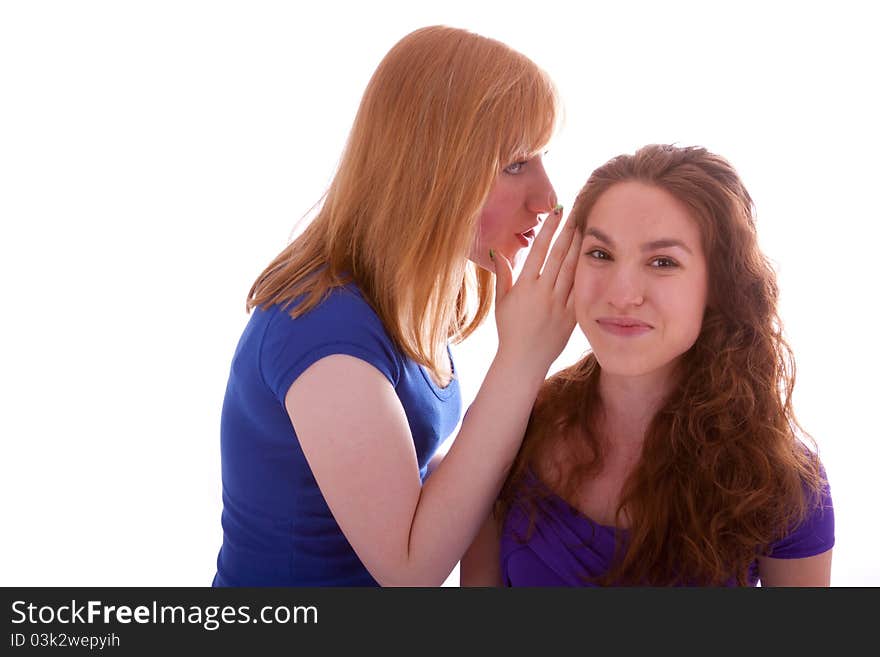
[[489, 249, 495, 261], [553, 203, 563, 216]]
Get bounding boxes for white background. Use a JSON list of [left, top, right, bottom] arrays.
[[1, 1, 877, 587]]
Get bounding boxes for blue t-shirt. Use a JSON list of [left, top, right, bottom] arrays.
[[213, 284, 461, 586]]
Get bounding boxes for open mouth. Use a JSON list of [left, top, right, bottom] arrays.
[[516, 228, 536, 246]]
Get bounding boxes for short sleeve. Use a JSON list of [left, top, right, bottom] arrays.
[[259, 287, 402, 403], [767, 465, 835, 559]]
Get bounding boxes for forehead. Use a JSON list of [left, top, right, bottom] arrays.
[[587, 181, 701, 244]]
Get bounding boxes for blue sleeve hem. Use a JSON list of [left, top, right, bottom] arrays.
[[271, 341, 399, 404]]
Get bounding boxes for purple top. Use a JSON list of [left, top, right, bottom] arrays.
[[500, 470, 834, 586]]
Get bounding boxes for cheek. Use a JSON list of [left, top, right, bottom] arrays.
[[573, 264, 602, 323], [476, 207, 508, 241], [470, 194, 514, 267], [681, 300, 706, 342], [477, 187, 516, 237], [476, 213, 503, 243], [669, 277, 709, 341], [575, 259, 607, 300]]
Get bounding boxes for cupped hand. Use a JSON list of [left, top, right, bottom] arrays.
[[490, 205, 581, 376]]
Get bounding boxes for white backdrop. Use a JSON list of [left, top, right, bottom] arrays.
[[1, 0, 877, 587]]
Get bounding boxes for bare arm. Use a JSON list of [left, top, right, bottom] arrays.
[[287, 350, 541, 586], [460, 513, 503, 586], [285, 211, 580, 586], [757, 549, 833, 586]]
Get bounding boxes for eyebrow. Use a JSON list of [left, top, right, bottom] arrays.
[[585, 227, 694, 255]]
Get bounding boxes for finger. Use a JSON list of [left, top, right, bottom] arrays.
[[519, 204, 564, 280], [551, 224, 582, 299], [491, 248, 514, 303], [538, 214, 577, 288]]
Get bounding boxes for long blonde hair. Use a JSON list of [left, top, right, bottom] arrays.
[[248, 26, 559, 383]]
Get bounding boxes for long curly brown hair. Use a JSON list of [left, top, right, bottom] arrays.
[[498, 144, 825, 586]]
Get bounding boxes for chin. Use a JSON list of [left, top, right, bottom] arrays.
[[473, 258, 493, 273], [593, 351, 685, 381], [588, 342, 653, 376], [467, 252, 493, 273], [594, 358, 657, 378]]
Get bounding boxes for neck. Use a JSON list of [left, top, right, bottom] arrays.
[[596, 361, 679, 447]]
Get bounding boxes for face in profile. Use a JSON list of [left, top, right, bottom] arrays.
[[469, 154, 557, 271], [574, 181, 709, 380]]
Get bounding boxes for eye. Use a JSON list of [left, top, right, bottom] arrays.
[[585, 248, 612, 261], [649, 256, 679, 268], [503, 160, 527, 174]]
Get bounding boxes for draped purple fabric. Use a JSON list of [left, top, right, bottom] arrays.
[[500, 470, 834, 587]]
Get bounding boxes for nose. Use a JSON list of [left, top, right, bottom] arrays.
[[607, 267, 645, 310], [525, 156, 557, 215]]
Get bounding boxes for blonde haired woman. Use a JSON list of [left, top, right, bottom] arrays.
[[212, 26, 580, 586]]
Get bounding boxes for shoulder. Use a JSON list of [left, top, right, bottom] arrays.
[[277, 283, 384, 327], [768, 456, 835, 559], [259, 284, 403, 399], [261, 284, 389, 346]]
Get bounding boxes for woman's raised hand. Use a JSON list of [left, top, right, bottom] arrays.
[[491, 205, 581, 377]]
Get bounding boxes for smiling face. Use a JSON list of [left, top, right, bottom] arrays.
[[575, 181, 709, 380], [469, 154, 557, 271]]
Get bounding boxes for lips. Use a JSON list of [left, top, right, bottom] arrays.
[[597, 317, 652, 328], [595, 317, 653, 337], [515, 228, 537, 247], [514, 220, 541, 247]]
